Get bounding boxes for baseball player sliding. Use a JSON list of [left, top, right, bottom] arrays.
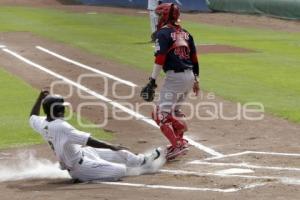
[[29, 90, 165, 182], [141, 3, 200, 161]]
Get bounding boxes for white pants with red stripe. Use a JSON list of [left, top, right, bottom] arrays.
[[68, 147, 145, 182]]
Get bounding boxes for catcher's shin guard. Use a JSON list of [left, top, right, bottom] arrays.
[[173, 109, 188, 142], [152, 109, 186, 148], [160, 123, 180, 147]]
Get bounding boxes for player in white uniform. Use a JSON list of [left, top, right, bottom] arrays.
[[148, 0, 162, 41], [29, 90, 165, 182]]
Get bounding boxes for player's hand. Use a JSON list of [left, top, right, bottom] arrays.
[[39, 88, 50, 99], [193, 81, 200, 96]]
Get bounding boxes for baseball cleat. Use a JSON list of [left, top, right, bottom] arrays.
[[166, 145, 189, 161], [137, 147, 166, 174], [141, 147, 165, 166]]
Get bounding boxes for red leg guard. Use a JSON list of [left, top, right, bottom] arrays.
[[152, 107, 186, 148], [160, 123, 180, 147], [172, 112, 188, 142]]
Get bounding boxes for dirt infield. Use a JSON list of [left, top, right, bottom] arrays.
[[0, 1, 300, 200], [196, 44, 255, 54]]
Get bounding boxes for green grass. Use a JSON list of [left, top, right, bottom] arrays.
[[0, 67, 111, 149], [0, 6, 300, 123]]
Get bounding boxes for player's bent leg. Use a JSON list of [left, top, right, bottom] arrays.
[[69, 157, 127, 182], [117, 150, 145, 167], [84, 147, 145, 167]]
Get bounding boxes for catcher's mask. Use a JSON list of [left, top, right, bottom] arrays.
[[42, 95, 68, 120], [155, 3, 180, 30]]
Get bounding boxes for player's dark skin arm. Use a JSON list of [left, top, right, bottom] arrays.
[[87, 137, 126, 151], [30, 90, 49, 117]]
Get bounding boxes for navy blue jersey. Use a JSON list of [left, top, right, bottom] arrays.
[[154, 26, 199, 76]]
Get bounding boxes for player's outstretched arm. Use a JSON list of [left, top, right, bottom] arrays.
[[86, 137, 128, 151], [30, 89, 49, 117]]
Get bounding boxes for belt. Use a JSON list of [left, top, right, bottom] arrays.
[[171, 68, 192, 73]]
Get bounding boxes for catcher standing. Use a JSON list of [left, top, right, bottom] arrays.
[[141, 3, 200, 161]]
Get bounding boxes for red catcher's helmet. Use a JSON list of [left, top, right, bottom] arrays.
[[155, 3, 180, 30]]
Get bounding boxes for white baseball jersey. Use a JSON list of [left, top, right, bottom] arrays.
[[29, 115, 90, 169], [29, 115, 148, 182], [148, 0, 160, 10]]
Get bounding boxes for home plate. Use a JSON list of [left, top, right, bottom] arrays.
[[215, 168, 255, 175]]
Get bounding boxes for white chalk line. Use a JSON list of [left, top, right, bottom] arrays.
[[189, 161, 300, 172], [34, 46, 222, 157], [3, 47, 296, 191], [2, 47, 223, 157], [215, 168, 254, 175], [185, 136, 223, 157], [100, 181, 266, 193], [160, 169, 300, 186], [3, 48, 157, 127], [0, 153, 11, 156], [0, 45, 6, 48], [205, 150, 300, 161], [36, 46, 137, 87], [38, 41, 300, 171]]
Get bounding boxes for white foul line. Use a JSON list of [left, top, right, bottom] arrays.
[[3, 47, 222, 157], [188, 161, 300, 172], [100, 181, 266, 193], [0, 45, 6, 49], [247, 151, 300, 157], [2, 47, 223, 157], [6, 47, 299, 190], [205, 151, 300, 161], [3, 48, 155, 127], [185, 136, 223, 157], [36, 46, 137, 87]]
